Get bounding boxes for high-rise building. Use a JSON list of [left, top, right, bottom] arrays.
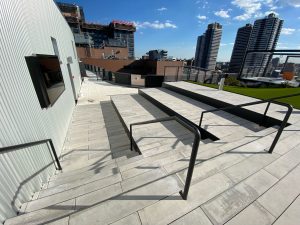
[[56, 2, 136, 59], [229, 24, 253, 73], [147, 49, 168, 61], [241, 13, 283, 77], [194, 23, 222, 70]]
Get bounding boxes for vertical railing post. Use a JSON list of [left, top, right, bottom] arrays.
[[199, 112, 204, 127], [195, 68, 199, 82], [260, 101, 271, 126], [238, 51, 248, 79], [269, 105, 293, 153], [48, 139, 62, 170], [179, 130, 201, 200], [188, 66, 192, 81], [130, 125, 133, 151]]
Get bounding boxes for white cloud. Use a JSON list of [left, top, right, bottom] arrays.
[[283, 0, 300, 7], [234, 14, 252, 20], [134, 20, 177, 29], [265, 0, 278, 9], [164, 22, 177, 28], [220, 43, 227, 46], [214, 10, 230, 18], [232, 0, 262, 20], [197, 15, 207, 20], [232, 0, 294, 20], [157, 7, 167, 11], [281, 28, 296, 35]]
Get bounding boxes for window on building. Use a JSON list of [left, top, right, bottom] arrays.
[[25, 55, 65, 108]]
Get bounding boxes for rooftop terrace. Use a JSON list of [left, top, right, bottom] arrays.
[[5, 71, 300, 225]]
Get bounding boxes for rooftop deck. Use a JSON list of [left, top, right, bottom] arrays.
[[5, 71, 300, 225]]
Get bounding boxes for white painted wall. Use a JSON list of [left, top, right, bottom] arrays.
[[0, 0, 81, 223]]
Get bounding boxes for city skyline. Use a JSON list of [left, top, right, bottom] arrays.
[[58, 0, 300, 61]]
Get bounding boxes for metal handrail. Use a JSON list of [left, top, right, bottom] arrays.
[[238, 49, 300, 79], [0, 139, 62, 170], [163, 65, 214, 82], [130, 115, 201, 200], [198, 93, 300, 153]]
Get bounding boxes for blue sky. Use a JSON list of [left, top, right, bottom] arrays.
[[61, 0, 300, 61]]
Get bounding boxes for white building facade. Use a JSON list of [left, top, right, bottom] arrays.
[[0, 0, 82, 223]]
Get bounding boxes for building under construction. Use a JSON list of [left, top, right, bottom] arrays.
[[56, 2, 136, 59]]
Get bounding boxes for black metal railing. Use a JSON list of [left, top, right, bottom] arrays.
[[163, 65, 222, 84], [198, 93, 300, 153], [130, 116, 201, 200], [238, 49, 300, 79], [0, 139, 62, 170]]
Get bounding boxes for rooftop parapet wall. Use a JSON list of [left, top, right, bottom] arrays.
[[81, 58, 135, 72], [77, 47, 129, 60], [81, 58, 184, 75]]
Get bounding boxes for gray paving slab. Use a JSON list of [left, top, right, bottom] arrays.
[[164, 148, 223, 174], [47, 164, 119, 188], [118, 147, 186, 173], [265, 145, 300, 179], [121, 168, 167, 192], [110, 213, 141, 225], [44, 217, 70, 225], [54, 158, 116, 179], [141, 142, 191, 158], [5, 199, 75, 225], [163, 131, 260, 175], [273, 195, 300, 225], [225, 201, 275, 225], [268, 132, 300, 155], [223, 153, 280, 183], [112, 149, 135, 158], [138, 173, 232, 225], [27, 174, 122, 212], [60, 152, 114, 172], [201, 170, 278, 225], [257, 164, 300, 218], [177, 153, 245, 185], [69, 175, 182, 225], [169, 207, 213, 225], [120, 150, 187, 180], [75, 183, 122, 210], [121, 161, 161, 180], [39, 173, 121, 199], [116, 154, 144, 167], [53, 161, 117, 182]]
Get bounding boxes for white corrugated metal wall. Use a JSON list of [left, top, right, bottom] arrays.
[[0, 0, 82, 223]]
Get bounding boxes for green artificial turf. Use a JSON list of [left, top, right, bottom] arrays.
[[186, 81, 300, 109]]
